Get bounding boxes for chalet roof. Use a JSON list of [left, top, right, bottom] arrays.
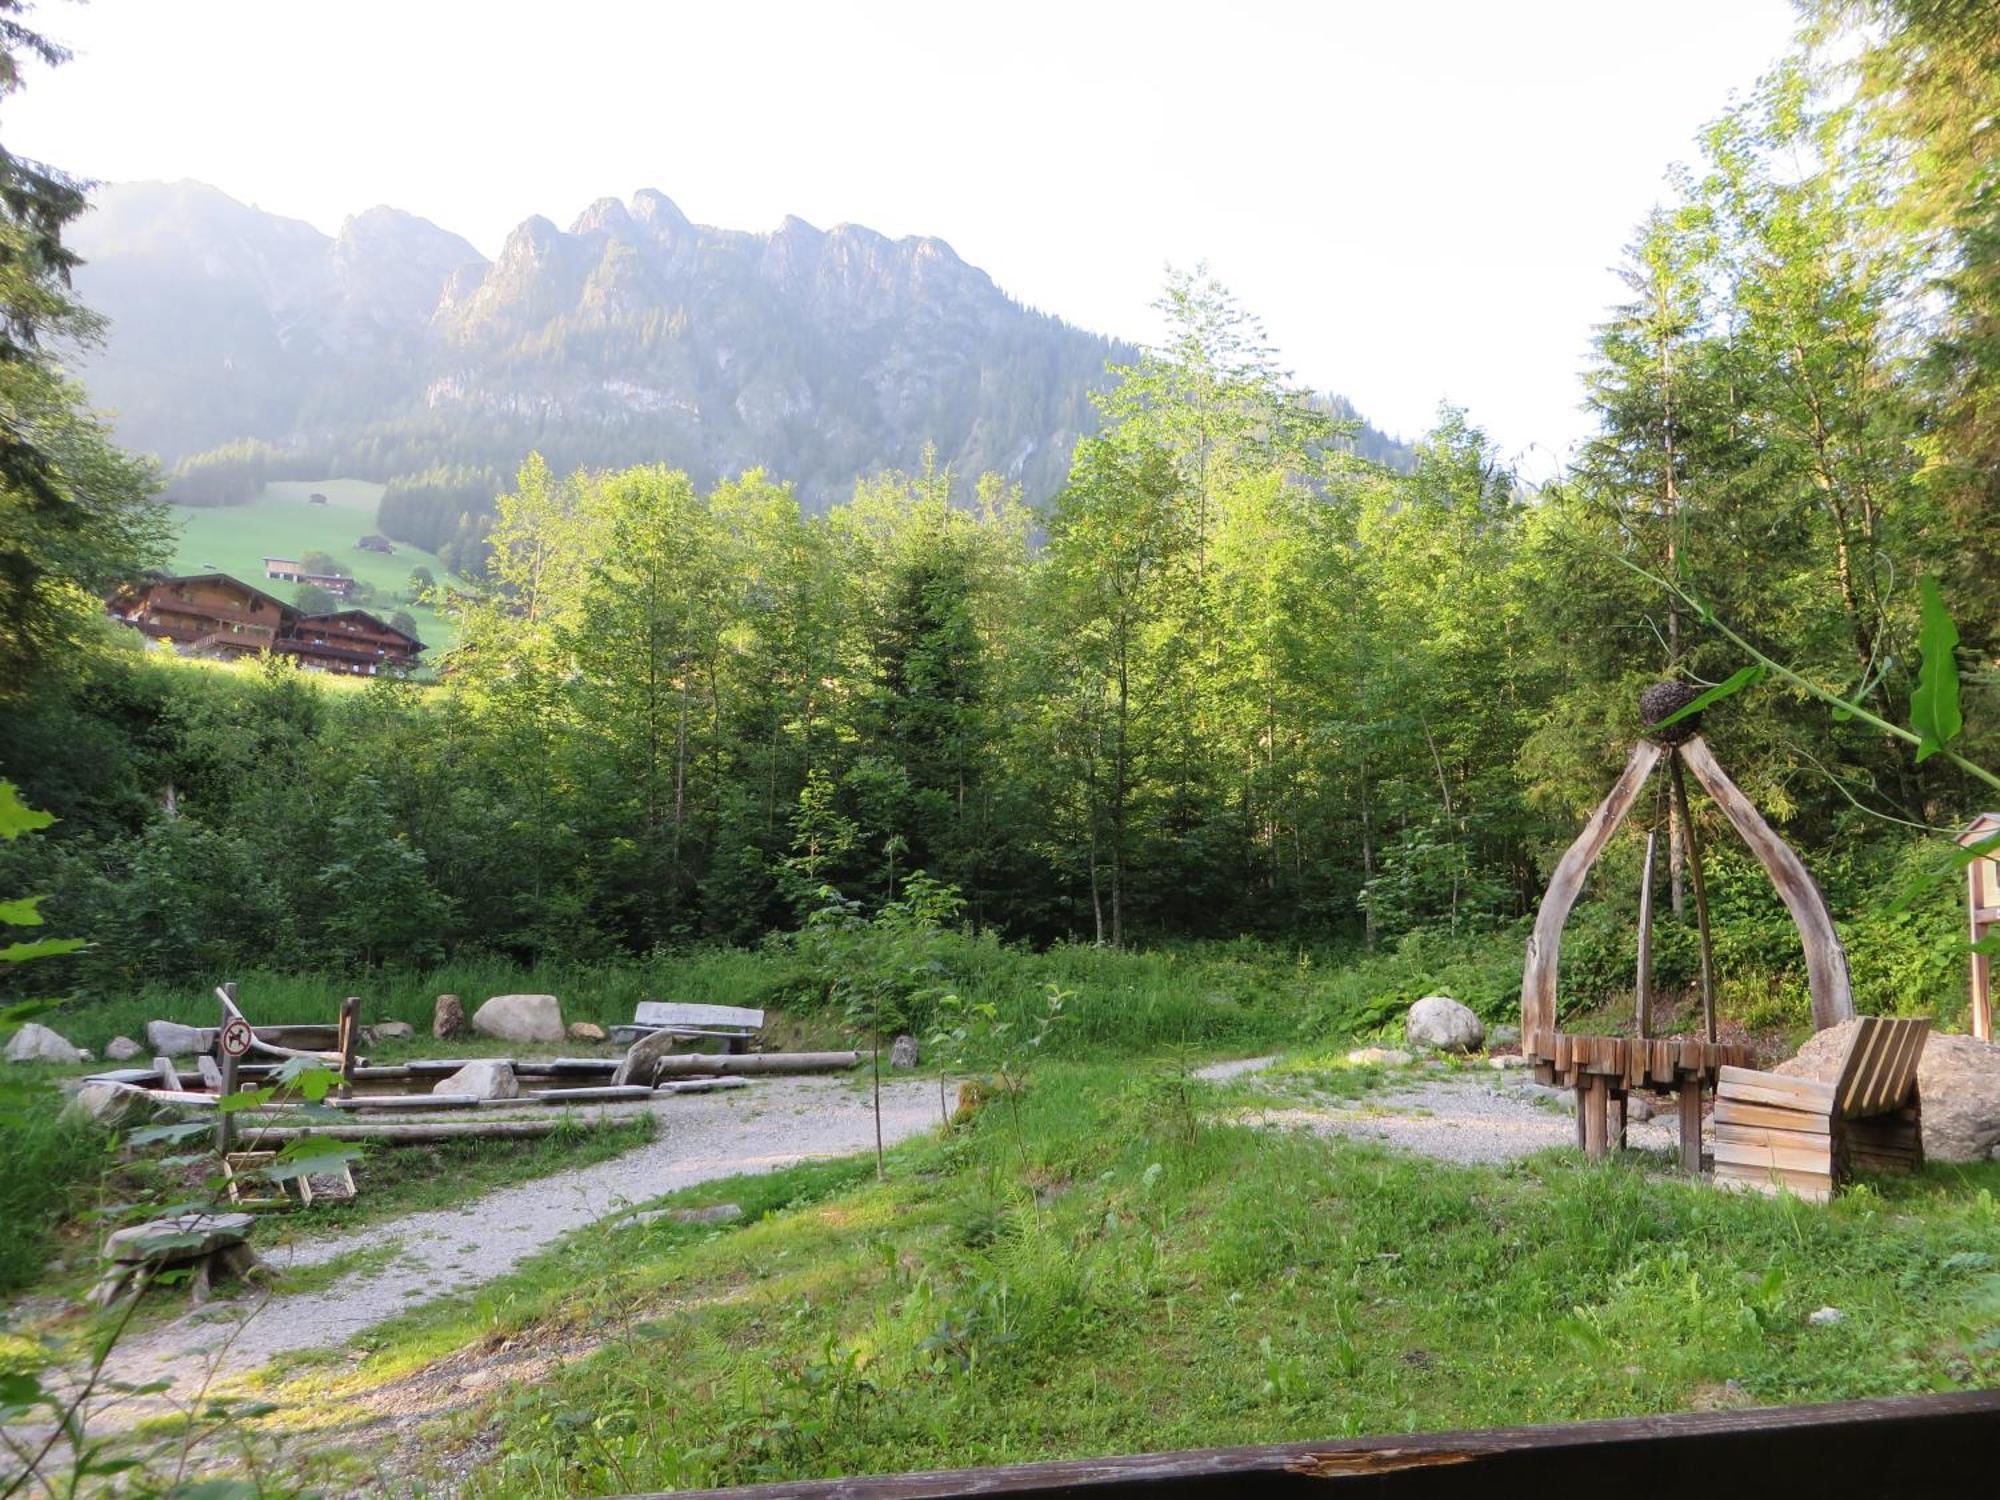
[[298, 608, 426, 652], [127, 572, 297, 619], [264, 557, 300, 569]]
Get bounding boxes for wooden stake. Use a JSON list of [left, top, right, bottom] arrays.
[[1583, 1074, 1609, 1159], [215, 981, 238, 1155], [1669, 753, 1718, 1044], [337, 995, 361, 1098], [1635, 829, 1657, 1040], [1678, 1078, 1703, 1174]]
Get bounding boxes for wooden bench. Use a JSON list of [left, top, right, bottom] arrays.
[[1712, 1016, 1929, 1201], [610, 1001, 765, 1053]]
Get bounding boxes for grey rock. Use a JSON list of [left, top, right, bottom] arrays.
[[433, 993, 466, 1040], [1489, 1023, 1521, 1047], [64, 1081, 153, 1128], [371, 1020, 415, 1041], [433, 1059, 519, 1101], [1627, 1094, 1656, 1122], [145, 1019, 208, 1057], [890, 1034, 919, 1069], [1347, 1046, 1414, 1067], [628, 1202, 744, 1229], [105, 1211, 253, 1265], [1777, 1020, 2000, 1163], [105, 1035, 144, 1061], [471, 993, 564, 1044], [1807, 1306, 1846, 1327], [567, 1021, 607, 1042], [612, 1026, 684, 1088], [1488, 1053, 1532, 1069], [5, 1022, 82, 1064], [1404, 995, 1485, 1054]]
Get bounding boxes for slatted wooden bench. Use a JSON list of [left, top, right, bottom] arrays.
[[609, 1001, 765, 1053], [1712, 1016, 1929, 1201]]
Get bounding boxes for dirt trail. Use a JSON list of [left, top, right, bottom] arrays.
[[90, 1073, 946, 1420]]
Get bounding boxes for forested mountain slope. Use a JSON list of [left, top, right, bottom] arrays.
[[66, 180, 1408, 552]]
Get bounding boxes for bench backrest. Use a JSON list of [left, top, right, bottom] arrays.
[[633, 1001, 765, 1032], [1832, 1016, 1930, 1120]]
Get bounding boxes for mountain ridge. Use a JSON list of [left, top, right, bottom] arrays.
[[66, 180, 1412, 560]]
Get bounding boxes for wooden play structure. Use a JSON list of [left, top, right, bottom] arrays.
[[1711, 1015, 1929, 1201], [1523, 684, 1856, 1170], [1962, 812, 1998, 1042], [610, 1000, 766, 1051]]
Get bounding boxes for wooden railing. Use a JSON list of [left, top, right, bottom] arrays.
[[634, 1391, 2000, 1498]]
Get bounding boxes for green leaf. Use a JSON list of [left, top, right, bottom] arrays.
[[0, 937, 85, 963], [126, 1120, 210, 1146], [0, 783, 54, 841], [274, 1055, 339, 1102], [260, 1140, 363, 1182], [1648, 665, 1766, 733], [1910, 576, 1962, 763], [216, 1086, 275, 1113], [0, 895, 45, 926]]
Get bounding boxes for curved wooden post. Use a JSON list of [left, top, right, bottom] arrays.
[[1678, 735, 1855, 1031], [1523, 740, 1663, 1052]]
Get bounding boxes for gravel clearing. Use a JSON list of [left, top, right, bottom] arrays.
[[1201, 1055, 1685, 1164], [88, 1072, 947, 1422]]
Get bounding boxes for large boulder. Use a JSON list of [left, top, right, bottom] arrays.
[[471, 994, 564, 1044], [433, 1059, 519, 1101], [890, 1035, 919, 1069], [6, 1022, 82, 1064], [433, 993, 466, 1040], [105, 1035, 144, 1062], [1777, 1020, 2000, 1163], [145, 1020, 207, 1057], [104, 1212, 253, 1265], [1405, 995, 1485, 1054], [64, 1081, 154, 1128]]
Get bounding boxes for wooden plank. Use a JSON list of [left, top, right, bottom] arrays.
[[196, 1055, 223, 1090], [1712, 1139, 1834, 1174], [1582, 1075, 1609, 1158], [1678, 736, 1856, 1032], [646, 1391, 2000, 1499], [1635, 829, 1656, 1040], [1834, 1016, 1889, 1116], [1714, 1099, 1831, 1134], [153, 1056, 183, 1093], [1714, 1123, 1834, 1154], [1717, 1067, 1835, 1110], [1521, 740, 1663, 1050], [524, 1085, 655, 1104], [633, 1001, 765, 1031]]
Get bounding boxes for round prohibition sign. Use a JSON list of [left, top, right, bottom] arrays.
[[220, 1017, 254, 1058]]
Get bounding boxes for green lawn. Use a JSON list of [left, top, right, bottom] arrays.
[[167, 479, 460, 654], [259, 1056, 2000, 1496]]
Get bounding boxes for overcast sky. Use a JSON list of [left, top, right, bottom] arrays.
[[12, 0, 1800, 476]]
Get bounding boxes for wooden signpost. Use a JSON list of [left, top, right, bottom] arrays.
[[1962, 812, 1998, 1042]]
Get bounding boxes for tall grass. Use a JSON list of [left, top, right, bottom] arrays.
[[0, 1088, 110, 1293]]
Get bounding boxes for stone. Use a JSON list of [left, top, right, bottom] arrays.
[[145, 1019, 207, 1057], [1776, 1020, 2000, 1163], [1347, 1046, 1414, 1067], [433, 993, 466, 1040], [104, 1035, 144, 1061], [471, 993, 564, 1044], [1488, 1053, 1532, 1069], [1404, 995, 1485, 1054], [1489, 1023, 1521, 1048], [371, 1020, 415, 1041], [5, 1021, 82, 1064], [433, 1059, 520, 1101], [567, 1021, 607, 1042], [64, 1081, 153, 1128], [890, 1034, 919, 1068], [1807, 1306, 1846, 1327], [612, 1026, 683, 1088], [104, 1212, 253, 1265], [627, 1202, 744, 1229]]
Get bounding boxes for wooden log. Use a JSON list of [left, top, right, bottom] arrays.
[[337, 995, 361, 1097], [251, 1118, 629, 1144], [524, 1085, 655, 1104], [650, 1051, 860, 1076], [1678, 1078, 1703, 1174], [1668, 753, 1718, 1043], [657, 1077, 752, 1094], [1522, 741, 1664, 1051], [215, 982, 238, 1154], [1582, 1074, 1609, 1158], [1678, 737, 1856, 1032], [1635, 829, 1656, 1040]]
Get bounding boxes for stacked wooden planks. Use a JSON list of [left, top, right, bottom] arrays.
[[1712, 1016, 1928, 1201], [1531, 1031, 1753, 1094]]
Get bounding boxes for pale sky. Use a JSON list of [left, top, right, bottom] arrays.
[[10, 0, 1801, 476]]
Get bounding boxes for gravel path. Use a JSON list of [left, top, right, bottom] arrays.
[[1196, 1053, 1687, 1164], [91, 1073, 946, 1417]]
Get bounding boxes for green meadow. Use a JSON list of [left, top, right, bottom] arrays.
[[166, 479, 460, 654]]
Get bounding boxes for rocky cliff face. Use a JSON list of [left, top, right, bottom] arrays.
[[67, 181, 1126, 506]]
